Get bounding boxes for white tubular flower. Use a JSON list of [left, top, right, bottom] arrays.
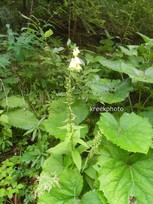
[[69, 56, 82, 72], [69, 47, 85, 72], [73, 47, 80, 57]]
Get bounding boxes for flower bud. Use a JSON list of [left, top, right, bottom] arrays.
[[73, 47, 80, 57]]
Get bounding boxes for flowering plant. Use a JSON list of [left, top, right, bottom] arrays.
[[68, 47, 84, 72]]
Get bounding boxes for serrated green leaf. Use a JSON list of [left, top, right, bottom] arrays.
[[88, 78, 132, 104], [0, 114, 9, 124], [44, 29, 53, 38], [94, 143, 153, 204], [47, 141, 71, 155], [43, 99, 89, 140], [38, 192, 57, 204], [0, 56, 10, 68], [42, 156, 64, 174], [4, 77, 19, 84], [72, 150, 82, 172], [98, 112, 152, 153], [7, 109, 38, 130], [0, 95, 26, 108], [38, 169, 83, 204], [139, 110, 153, 125], [16, 184, 24, 189], [81, 191, 102, 204]]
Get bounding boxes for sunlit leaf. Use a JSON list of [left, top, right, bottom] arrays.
[[94, 143, 153, 204], [72, 150, 82, 172], [98, 112, 152, 153], [44, 29, 53, 38]]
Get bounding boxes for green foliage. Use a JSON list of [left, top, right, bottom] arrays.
[[38, 168, 83, 203], [43, 98, 89, 140], [0, 95, 26, 108], [72, 149, 82, 172], [38, 157, 102, 204], [1, 9, 153, 203], [81, 191, 102, 204], [33, 0, 104, 44], [88, 78, 133, 104], [37, 33, 153, 204], [0, 157, 24, 199], [99, 0, 153, 42], [94, 143, 153, 204], [21, 140, 49, 169], [7, 109, 38, 130], [98, 112, 153, 154], [0, 55, 10, 68], [0, 111, 12, 150], [2, 0, 153, 45]]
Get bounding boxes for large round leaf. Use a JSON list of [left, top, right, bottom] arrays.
[[88, 78, 132, 104], [7, 109, 38, 130], [96, 56, 153, 83], [94, 143, 153, 204], [98, 112, 152, 154]]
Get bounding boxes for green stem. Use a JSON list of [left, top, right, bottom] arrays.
[[0, 79, 8, 112], [128, 95, 133, 112], [120, 73, 133, 112], [66, 73, 75, 149], [142, 94, 152, 107], [137, 90, 141, 112], [68, 0, 72, 39], [82, 131, 102, 172]]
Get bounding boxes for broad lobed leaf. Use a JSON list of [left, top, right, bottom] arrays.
[[94, 143, 153, 204], [98, 112, 153, 154], [88, 78, 132, 104]]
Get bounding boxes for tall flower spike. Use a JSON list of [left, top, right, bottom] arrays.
[[69, 47, 84, 72]]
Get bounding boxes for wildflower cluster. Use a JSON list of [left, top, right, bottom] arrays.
[[36, 173, 60, 197]]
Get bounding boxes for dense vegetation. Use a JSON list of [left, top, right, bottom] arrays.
[[1, 0, 153, 203]]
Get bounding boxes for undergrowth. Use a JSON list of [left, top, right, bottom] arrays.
[[0, 19, 153, 204]]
